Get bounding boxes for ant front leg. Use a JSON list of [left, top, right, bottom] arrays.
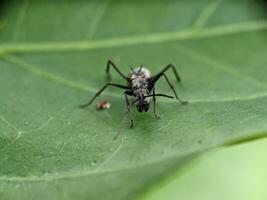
[[80, 83, 130, 108], [152, 87, 160, 119], [162, 74, 188, 104], [124, 91, 134, 127], [106, 60, 130, 82]]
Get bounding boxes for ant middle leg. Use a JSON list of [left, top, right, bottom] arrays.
[[124, 91, 134, 127], [106, 60, 130, 82], [80, 83, 130, 108], [152, 87, 160, 119]]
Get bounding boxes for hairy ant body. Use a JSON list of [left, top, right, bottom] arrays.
[[80, 60, 187, 127]]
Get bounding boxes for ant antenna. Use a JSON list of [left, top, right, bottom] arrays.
[[129, 65, 134, 72], [138, 64, 143, 72]]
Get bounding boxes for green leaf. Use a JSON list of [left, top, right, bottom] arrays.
[[144, 139, 267, 200], [0, 0, 267, 199]]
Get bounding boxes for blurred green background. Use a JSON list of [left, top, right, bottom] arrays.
[[144, 139, 267, 200]]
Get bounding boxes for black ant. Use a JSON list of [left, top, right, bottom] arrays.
[[80, 60, 187, 127]]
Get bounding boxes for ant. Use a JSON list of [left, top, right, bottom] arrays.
[[80, 60, 187, 127]]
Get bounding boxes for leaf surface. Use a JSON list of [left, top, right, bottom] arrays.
[[0, 0, 267, 199]]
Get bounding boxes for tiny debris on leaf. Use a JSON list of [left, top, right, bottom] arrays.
[[96, 101, 111, 110]]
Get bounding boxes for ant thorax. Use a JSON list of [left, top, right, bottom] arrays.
[[130, 68, 152, 102], [130, 68, 151, 88]]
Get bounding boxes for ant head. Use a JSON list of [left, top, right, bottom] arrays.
[[136, 99, 150, 113]]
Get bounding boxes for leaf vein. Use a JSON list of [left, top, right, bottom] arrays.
[[13, 0, 29, 41], [175, 45, 267, 89], [2, 54, 267, 104], [94, 138, 124, 170], [1, 130, 267, 183], [192, 0, 223, 28], [0, 114, 52, 153], [0, 115, 22, 153], [0, 21, 266, 54], [87, 0, 111, 39]]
